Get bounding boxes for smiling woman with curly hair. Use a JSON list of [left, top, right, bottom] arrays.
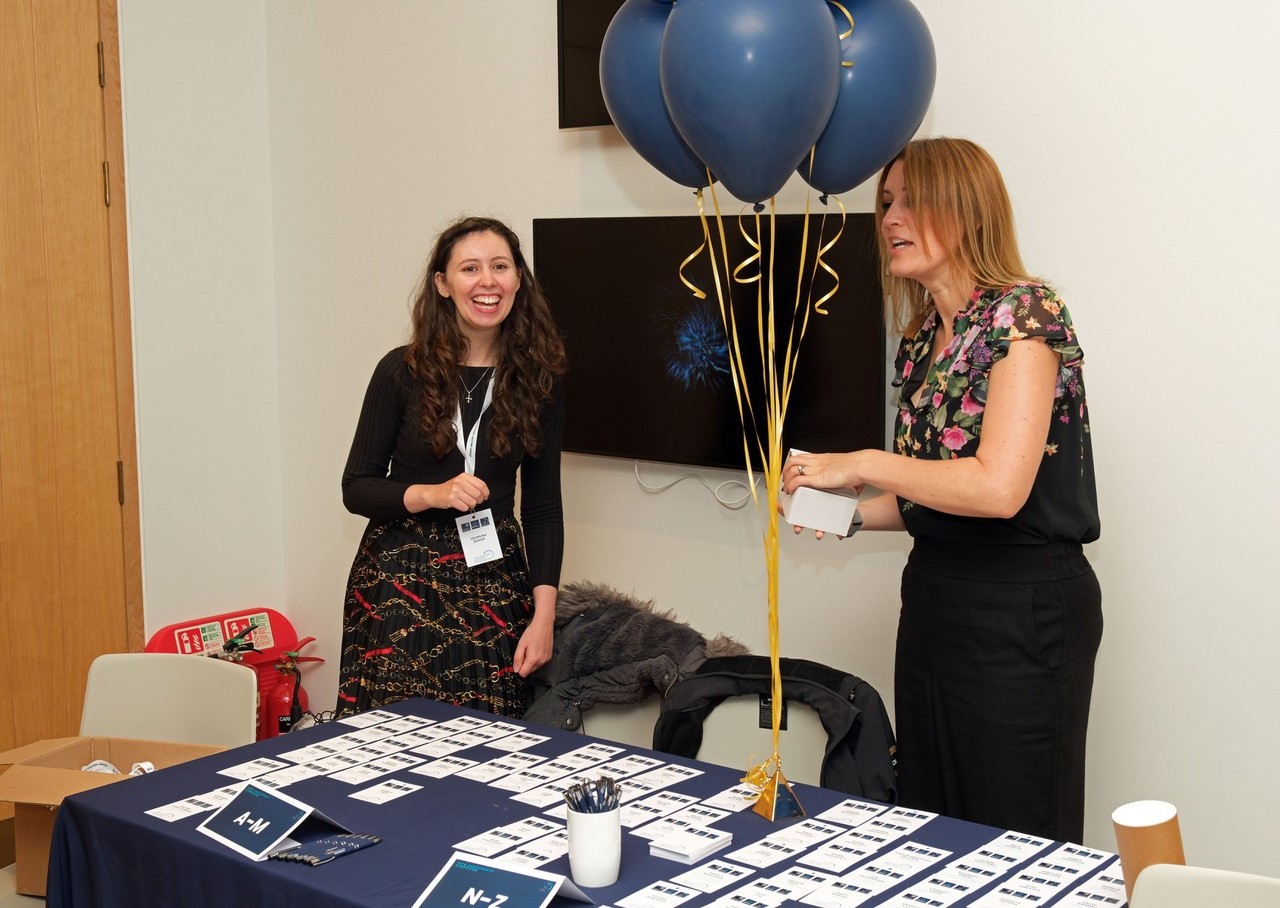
[[338, 215, 567, 719]]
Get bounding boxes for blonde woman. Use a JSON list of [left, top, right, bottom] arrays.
[[785, 138, 1101, 842]]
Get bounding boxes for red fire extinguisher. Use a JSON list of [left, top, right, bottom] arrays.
[[261, 638, 324, 737], [145, 608, 324, 740]]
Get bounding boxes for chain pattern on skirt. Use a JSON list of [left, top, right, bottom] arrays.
[[337, 514, 534, 718]]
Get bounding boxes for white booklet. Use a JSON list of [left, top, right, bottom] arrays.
[[649, 825, 734, 864]]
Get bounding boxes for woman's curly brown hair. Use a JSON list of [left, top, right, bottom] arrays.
[[406, 216, 567, 460]]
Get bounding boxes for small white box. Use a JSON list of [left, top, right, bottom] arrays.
[[782, 486, 859, 537], [781, 449, 859, 537]]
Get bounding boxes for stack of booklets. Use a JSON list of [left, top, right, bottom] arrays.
[[650, 826, 733, 864]]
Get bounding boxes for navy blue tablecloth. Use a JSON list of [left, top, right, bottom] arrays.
[[45, 699, 1034, 908]]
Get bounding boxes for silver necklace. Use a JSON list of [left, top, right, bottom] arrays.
[[459, 367, 493, 404]]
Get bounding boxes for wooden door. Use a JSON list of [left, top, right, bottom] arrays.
[[0, 0, 143, 751]]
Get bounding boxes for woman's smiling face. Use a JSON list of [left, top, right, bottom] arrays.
[[434, 229, 521, 347], [880, 159, 955, 291]]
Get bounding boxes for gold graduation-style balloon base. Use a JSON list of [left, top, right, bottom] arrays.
[[751, 766, 806, 822]]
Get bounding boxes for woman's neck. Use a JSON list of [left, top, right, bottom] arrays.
[[461, 335, 498, 367], [925, 271, 976, 326]]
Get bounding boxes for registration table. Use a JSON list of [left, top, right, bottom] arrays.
[[44, 699, 1124, 908]]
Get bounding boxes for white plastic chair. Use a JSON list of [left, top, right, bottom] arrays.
[[1131, 862, 1280, 907], [80, 653, 258, 747]]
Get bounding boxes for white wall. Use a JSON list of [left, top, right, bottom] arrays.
[[119, 0, 286, 616], [120, 0, 1280, 877]]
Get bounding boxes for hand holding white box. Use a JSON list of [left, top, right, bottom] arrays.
[[781, 449, 860, 537]]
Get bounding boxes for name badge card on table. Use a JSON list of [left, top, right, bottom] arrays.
[[412, 852, 592, 908], [197, 781, 354, 861]]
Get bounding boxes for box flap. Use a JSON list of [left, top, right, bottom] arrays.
[[0, 762, 122, 808], [0, 737, 84, 773], [0, 736, 224, 809]]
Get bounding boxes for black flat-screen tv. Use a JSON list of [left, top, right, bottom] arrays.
[[556, 0, 624, 128], [533, 214, 886, 472]]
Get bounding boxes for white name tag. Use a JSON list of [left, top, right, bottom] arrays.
[[456, 508, 503, 567]]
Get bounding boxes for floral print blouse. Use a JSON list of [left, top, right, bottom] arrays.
[[892, 283, 1100, 545]]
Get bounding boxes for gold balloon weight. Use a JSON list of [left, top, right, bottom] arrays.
[[745, 755, 805, 822]]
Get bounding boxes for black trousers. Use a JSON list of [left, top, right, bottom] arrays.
[[895, 536, 1103, 843]]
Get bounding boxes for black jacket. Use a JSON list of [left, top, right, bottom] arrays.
[[652, 655, 898, 804]]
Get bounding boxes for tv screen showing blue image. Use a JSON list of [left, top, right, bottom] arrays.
[[532, 213, 886, 472]]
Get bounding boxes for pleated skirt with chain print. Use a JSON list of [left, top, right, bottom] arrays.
[[337, 514, 534, 718]]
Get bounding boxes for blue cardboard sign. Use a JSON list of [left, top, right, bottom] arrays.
[[197, 782, 344, 861], [412, 853, 592, 908]]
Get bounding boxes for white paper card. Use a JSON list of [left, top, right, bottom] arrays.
[[457, 508, 502, 566]]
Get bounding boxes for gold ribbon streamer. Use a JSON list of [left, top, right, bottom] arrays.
[[809, 196, 846, 316], [702, 178, 763, 497], [830, 0, 855, 66], [679, 189, 709, 301], [688, 157, 850, 818]]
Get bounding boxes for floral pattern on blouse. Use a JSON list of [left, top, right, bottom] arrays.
[[893, 283, 1089, 485]]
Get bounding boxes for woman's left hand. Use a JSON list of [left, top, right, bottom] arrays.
[[512, 588, 556, 677]]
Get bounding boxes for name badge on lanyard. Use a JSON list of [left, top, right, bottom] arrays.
[[453, 378, 502, 568]]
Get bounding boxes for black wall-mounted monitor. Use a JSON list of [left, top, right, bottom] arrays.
[[533, 214, 887, 472], [556, 0, 624, 129]]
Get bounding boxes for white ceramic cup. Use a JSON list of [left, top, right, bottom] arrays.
[[566, 806, 622, 888]]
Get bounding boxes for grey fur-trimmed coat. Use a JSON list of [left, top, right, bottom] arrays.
[[523, 581, 748, 731]]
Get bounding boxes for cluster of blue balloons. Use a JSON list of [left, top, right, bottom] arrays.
[[600, 0, 935, 204]]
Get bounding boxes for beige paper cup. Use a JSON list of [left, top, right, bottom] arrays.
[[1112, 800, 1186, 900]]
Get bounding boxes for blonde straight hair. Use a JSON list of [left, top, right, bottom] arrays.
[[875, 137, 1038, 337]]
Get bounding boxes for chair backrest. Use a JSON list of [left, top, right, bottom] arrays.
[[1131, 862, 1280, 907], [80, 653, 258, 747], [653, 655, 897, 801], [689, 695, 830, 787]]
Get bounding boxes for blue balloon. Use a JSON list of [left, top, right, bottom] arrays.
[[660, 0, 841, 204], [800, 0, 936, 195], [600, 0, 710, 189]]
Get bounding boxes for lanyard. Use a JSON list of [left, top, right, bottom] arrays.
[[452, 378, 494, 476]]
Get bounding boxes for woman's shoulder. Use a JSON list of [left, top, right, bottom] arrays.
[[364, 346, 417, 398], [985, 281, 1062, 307], [371, 345, 413, 377], [982, 283, 1073, 327], [377, 344, 410, 366]]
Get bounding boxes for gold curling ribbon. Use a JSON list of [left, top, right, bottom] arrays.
[[809, 195, 846, 316], [701, 178, 762, 494], [690, 155, 852, 820], [830, 1, 855, 67], [679, 189, 709, 301]]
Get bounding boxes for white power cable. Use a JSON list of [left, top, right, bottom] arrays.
[[632, 461, 761, 510]]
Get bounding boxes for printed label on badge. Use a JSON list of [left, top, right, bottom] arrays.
[[457, 508, 502, 567]]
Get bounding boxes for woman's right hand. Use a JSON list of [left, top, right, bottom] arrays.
[[405, 475, 490, 513], [782, 450, 865, 497]]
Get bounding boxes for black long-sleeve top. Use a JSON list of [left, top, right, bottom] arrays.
[[341, 347, 565, 587]]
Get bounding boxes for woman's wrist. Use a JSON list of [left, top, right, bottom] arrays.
[[403, 483, 435, 513]]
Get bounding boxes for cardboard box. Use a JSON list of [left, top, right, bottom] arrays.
[[0, 736, 223, 896], [0, 802, 14, 869]]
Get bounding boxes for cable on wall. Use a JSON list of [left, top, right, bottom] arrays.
[[632, 460, 760, 510]]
